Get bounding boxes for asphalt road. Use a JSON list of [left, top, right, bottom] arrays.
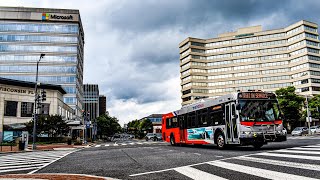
[[35, 136, 320, 180]]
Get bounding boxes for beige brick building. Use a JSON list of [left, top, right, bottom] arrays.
[[0, 77, 74, 141], [180, 20, 320, 105]]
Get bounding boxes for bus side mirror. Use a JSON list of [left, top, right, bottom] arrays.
[[236, 104, 241, 110]]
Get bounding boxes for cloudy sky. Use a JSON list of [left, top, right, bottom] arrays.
[[2, 0, 320, 125]]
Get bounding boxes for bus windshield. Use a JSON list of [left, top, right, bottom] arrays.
[[239, 100, 280, 122]]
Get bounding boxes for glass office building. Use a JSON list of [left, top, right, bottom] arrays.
[[0, 7, 84, 117]]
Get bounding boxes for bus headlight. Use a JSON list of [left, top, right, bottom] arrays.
[[243, 131, 251, 135]]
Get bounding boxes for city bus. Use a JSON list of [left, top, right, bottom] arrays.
[[162, 90, 286, 149]]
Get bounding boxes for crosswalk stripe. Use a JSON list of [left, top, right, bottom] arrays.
[[95, 145, 101, 147], [303, 145, 320, 148], [0, 166, 39, 173], [207, 160, 318, 180], [275, 149, 320, 155], [289, 147, 320, 151], [234, 156, 320, 171], [120, 143, 127, 145], [256, 152, 320, 160], [174, 166, 227, 180], [137, 143, 143, 144], [104, 144, 110, 147], [129, 143, 135, 145], [0, 150, 75, 174], [113, 144, 119, 146]]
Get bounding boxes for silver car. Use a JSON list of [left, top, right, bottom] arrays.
[[310, 126, 320, 134], [291, 127, 308, 136]]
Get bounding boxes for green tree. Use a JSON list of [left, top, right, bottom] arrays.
[[96, 114, 122, 138], [305, 94, 320, 121], [139, 118, 153, 132], [25, 115, 69, 138], [275, 86, 304, 128]]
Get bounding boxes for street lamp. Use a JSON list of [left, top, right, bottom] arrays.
[[32, 53, 45, 150]]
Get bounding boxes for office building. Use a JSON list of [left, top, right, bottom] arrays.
[[180, 20, 320, 105], [83, 84, 99, 122], [0, 77, 74, 142], [99, 95, 106, 116], [0, 7, 84, 117]]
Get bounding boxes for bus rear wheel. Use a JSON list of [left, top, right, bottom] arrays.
[[216, 133, 225, 149], [170, 135, 175, 146]]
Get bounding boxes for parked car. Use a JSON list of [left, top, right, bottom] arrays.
[[291, 127, 308, 136], [145, 133, 162, 141], [310, 126, 320, 134]]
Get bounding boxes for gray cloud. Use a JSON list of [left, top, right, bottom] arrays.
[[4, 0, 320, 124]]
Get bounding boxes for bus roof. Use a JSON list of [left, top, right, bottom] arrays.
[[173, 91, 276, 116]]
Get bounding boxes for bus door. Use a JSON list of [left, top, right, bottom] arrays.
[[225, 102, 239, 143], [179, 115, 186, 143]]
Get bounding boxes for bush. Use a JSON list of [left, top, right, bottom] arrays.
[[0, 142, 16, 146]]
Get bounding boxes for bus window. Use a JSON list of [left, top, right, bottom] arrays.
[[198, 108, 208, 127], [209, 105, 224, 125], [166, 118, 171, 129], [190, 111, 196, 127], [172, 117, 178, 127]]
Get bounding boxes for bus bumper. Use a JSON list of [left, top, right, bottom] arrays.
[[240, 134, 286, 145]]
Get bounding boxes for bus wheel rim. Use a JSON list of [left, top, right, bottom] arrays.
[[218, 135, 224, 147]]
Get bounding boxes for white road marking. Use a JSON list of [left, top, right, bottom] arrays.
[[105, 144, 110, 147], [234, 156, 320, 171], [207, 161, 317, 180], [275, 149, 320, 155], [174, 166, 227, 180], [256, 152, 320, 160], [95, 145, 101, 147], [194, 153, 201, 156], [289, 147, 320, 151], [113, 144, 119, 146], [129, 142, 135, 145], [120, 143, 127, 146]]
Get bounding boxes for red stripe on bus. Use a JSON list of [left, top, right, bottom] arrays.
[[240, 120, 282, 126]]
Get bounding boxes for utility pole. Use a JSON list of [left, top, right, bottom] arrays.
[[32, 54, 45, 150], [306, 95, 311, 135]]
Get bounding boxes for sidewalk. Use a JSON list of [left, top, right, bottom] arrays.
[[0, 143, 95, 153]]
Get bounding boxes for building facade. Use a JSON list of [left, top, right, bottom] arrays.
[[0, 77, 74, 142], [0, 7, 84, 117], [180, 20, 320, 105], [143, 114, 162, 133], [83, 84, 99, 122], [99, 95, 106, 116]]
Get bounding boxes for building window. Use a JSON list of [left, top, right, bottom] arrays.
[[301, 87, 309, 92], [21, 102, 34, 117], [4, 101, 18, 117]]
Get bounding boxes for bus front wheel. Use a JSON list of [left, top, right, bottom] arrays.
[[170, 135, 175, 146], [216, 133, 225, 149]]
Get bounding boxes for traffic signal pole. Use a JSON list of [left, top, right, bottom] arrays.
[[32, 54, 45, 150], [306, 95, 311, 135]]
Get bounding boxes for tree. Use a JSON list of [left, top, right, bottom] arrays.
[[139, 118, 153, 132], [275, 86, 304, 128], [96, 114, 122, 139], [305, 94, 320, 121], [25, 115, 69, 138]]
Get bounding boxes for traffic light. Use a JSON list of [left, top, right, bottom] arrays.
[[41, 89, 46, 101]]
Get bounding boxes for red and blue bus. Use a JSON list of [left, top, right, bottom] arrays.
[[162, 91, 286, 149]]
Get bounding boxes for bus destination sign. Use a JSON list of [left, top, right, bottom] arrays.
[[238, 92, 274, 99]]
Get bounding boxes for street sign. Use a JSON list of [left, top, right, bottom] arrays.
[[306, 117, 312, 122]]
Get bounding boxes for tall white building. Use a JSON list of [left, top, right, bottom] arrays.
[[180, 20, 320, 105]]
